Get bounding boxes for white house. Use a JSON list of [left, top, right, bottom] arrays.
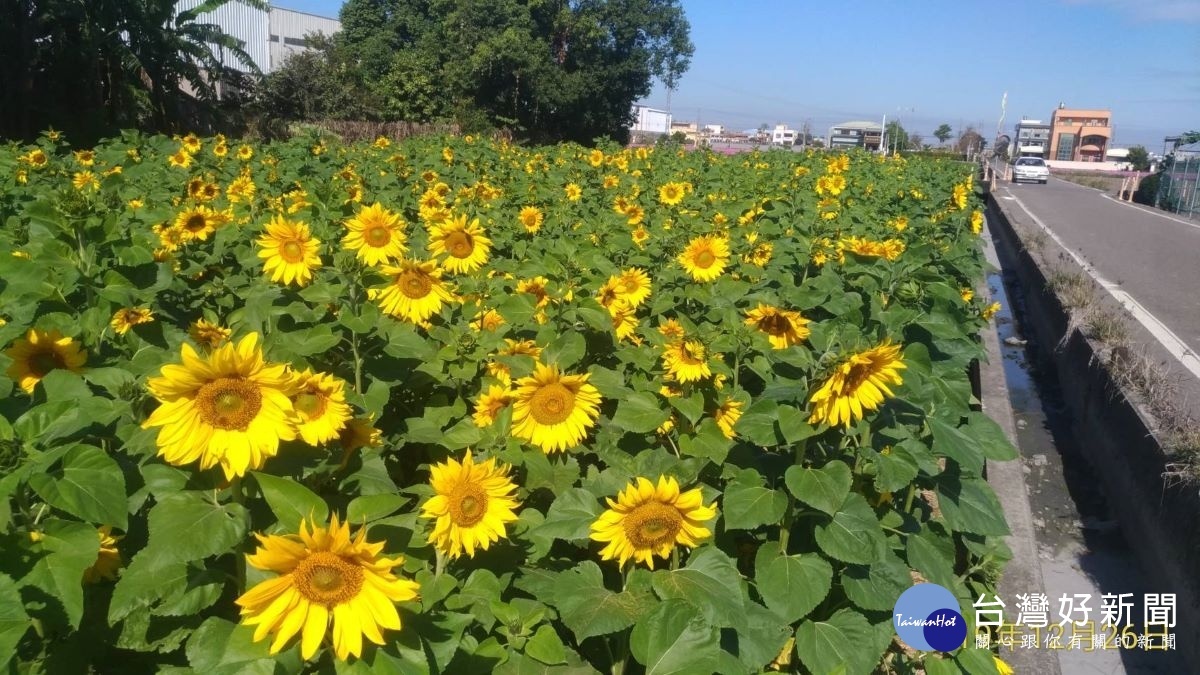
[[771, 124, 797, 146], [631, 105, 672, 136], [704, 124, 724, 136]]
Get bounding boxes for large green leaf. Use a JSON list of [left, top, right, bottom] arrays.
[[185, 617, 279, 674], [21, 519, 99, 630], [795, 609, 879, 675], [754, 548, 833, 624], [629, 599, 720, 675], [784, 460, 851, 516], [28, 444, 128, 529], [928, 416, 985, 476], [813, 493, 886, 564], [0, 574, 30, 668], [252, 472, 328, 530], [534, 487, 601, 541], [966, 412, 1018, 461], [650, 547, 744, 626], [722, 468, 787, 530], [550, 562, 654, 641], [611, 392, 670, 434], [145, 491, 248, 564], [841, 552, 913, 611], [938, 477, 1010, 536]]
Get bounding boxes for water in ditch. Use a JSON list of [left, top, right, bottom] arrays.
[[988, 267, 1181, 674]]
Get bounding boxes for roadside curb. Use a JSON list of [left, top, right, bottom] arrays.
[[984, 187, 1200, 666], [977, 226, 1061, 675]]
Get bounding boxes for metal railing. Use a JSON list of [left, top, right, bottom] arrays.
[[1155, 155, 1200, 219]]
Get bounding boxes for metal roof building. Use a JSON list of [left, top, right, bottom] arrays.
[[174, 2, 341, 73]]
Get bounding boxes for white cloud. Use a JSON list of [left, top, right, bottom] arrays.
[[1062, 0, 1200, 21]]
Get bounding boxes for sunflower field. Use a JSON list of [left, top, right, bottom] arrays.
[[0, 131, 1016, 674]]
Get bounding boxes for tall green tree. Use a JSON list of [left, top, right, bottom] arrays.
[[933, 123, 952, 147], [884, 120, 908, 154], [0, 0, 263, 142], [330, 0, 694, 144], [1126, 145, 1150, 171]]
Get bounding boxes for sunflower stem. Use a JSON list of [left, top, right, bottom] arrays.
[[351, 331, 364, 395], [230, 476, 247, 590], [904, 483, 917, 514], [434, 549, 447, 580]]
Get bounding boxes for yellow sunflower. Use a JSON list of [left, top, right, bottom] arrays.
[[471, 308, 506, 332], [237, 515, 420, 661], [174, 205, 225, 242], [473, 385, 513, 427], [657, 318, 686, 341], [590, 475, 717, 569], [237, 144, 254, 161], [712, 398, 743, 440], [960, 288, 975, 303], [982, 301, 1001, 320], [4, 328, 87, 393], [420, 451, 520, 559], [678, 235, 730, 282], [510, 363, 602, 453], [110, 307, 154, 336], [343, 202, 407, 265], [808, 341, 906, 428], [83, 526, 123, 583], [487, 339, 543, 386], [661, 340, 711, 383], [658, 181, 687, 206], [518, 206, 544, 233], [72, 171, 98, 191], [189, 318, 232, 350], [428, 214, 491, 273], [970, 209, 984, 235], [516, 276, 551, 308], [609, 300, 640, 343], [73, 150, 95, 167], [369, 259, 457, 324], [141, 333, 298, 479], [167, 150, 192, 169], [290, 369, 353, 446], [257, 215, 322, 287], [337, 416, 383, 469], [744, 304, 810, 350], [564, 183, 582, 201], [614, 268, 652, 308]]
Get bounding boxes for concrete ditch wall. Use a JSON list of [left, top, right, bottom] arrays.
[[984, 189, 1200, 664]]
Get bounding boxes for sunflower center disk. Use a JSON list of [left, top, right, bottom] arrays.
[[196, 377, 263, 430], [29, 350, 65, 377], [185, 215, 207, 232], [450, 484, 489, 527], [624, 503, 683, 549], [529, 383, 575, 425], [445, 231, 474, 258], [760, 314, 791, 336], [367, 225, 390, 246], [281, 240, 305, 262], [294, 552, 364, 606], [398, 270, 433, 299], [840, 363, 872, 395], [693, 250, 716, 268], [294, 392, 327, 420]]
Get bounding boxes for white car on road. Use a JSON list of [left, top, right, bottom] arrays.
[[1012, 157, 1049, 184]]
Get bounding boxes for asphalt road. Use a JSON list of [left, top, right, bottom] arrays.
[[996, 176, 1200, 364]]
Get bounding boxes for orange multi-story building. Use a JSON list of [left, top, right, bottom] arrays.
[[1049, 105, 1112, 162]]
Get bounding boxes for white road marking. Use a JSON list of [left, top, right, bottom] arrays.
[[1001, 187, 1200, 380], [1099, 193, 1200, 230]]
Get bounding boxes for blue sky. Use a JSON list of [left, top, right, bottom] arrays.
[[278, 0, 1199, 149]]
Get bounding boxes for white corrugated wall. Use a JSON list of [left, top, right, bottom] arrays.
[[268, 7, 342, 71], [174, 0, 270, 72]]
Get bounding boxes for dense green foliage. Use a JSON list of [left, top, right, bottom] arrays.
[[0, 0, 264, 144], [265, 0, 694, 144]]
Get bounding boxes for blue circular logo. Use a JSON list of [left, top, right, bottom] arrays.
[[893, 583, 966, 652]]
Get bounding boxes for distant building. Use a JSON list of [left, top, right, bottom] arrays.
[[1014, 118, 1050, 158], [173, 2, 341, 73], [1049, 105, 1112, 162], [771, 124, 797, 146], [828, 121, 882, 151], [631, 105, 672, 138], [704, 124, 724, 136], [670, 121, 701, 145]]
